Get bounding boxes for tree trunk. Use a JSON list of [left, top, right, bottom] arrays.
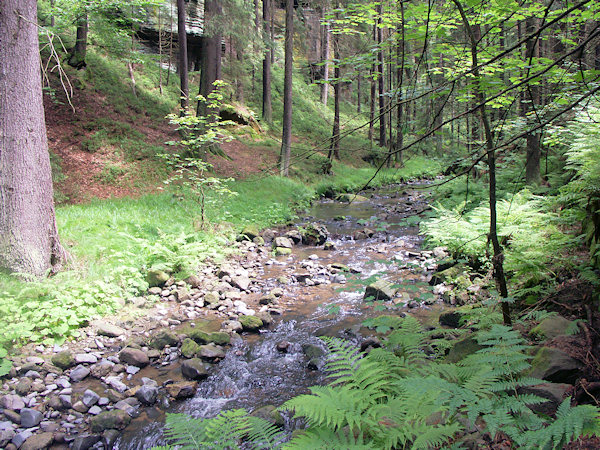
[[525, 17, 541, 185], [280, 0, 294, 176], [177, 0, 188, 110], [68, 13, 88, 69], [377, 4, 386, 148], [396, 0, 405, 164], [329, 30, 340, 160], [198, 0, 222, 118], [262, 0, 273, 123], [454, 0, 511, 325], [357, 69, 362, 113], [321, 14, 331, 106], [0, 0, 67, 277]]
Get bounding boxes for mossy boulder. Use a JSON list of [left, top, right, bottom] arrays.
[[301, 223, 329, 246], [438, 310, 468, 328], [274, 247, 292, 256], [430, 264, 470, 287], [527, 346, 583, 384], [51, 351, 75, 370], [90, 410, 131, 432], [181, 338, 201, 358], [530, 316, 576, 341], [364, 279, 397, 301], [337, 193, 369, 203], [149, 330, 179, 350], [146, 269, 170, 287], [446, 336, 483, 363], [239, 315, 263, 332], [187, 329, 230, 346], [241, 225, 260, 240]]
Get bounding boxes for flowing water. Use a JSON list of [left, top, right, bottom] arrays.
[[117, 182, 448, 449]]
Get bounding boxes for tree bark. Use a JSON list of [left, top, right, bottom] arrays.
[[198, 0, 222, 118], [0, 0, 67, 277], [68, 13, 88, 69], [525, 17, 541, 185], [177, 0, 188, 110], [377, 4, 386, 148], [262, 0, 273, 123], [329, 29, 340, 160], [454, 0, 511, 325], [321, 11, 331, 106], [280, 0, 294, 176], [395, 0, 405, 164]]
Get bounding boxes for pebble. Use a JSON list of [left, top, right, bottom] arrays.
[[69, 365, 90, 382], [75, 353, 98, 364]]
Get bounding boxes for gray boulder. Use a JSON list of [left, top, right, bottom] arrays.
[[119, 348, 149, 367], [527, 347, 583, 384], [364, 279, 397, 301], [181, 358, 210, 380], [20, 409, 43, 428], [135, 385, 158, 406]]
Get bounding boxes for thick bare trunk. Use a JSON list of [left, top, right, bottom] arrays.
[[177, 0, 189, 110], [68, 13, 88, 69], [198, 0, 222, 118], [262, 0, 273, 123], [0, 0, 66, 277], [280, 0, 294, 176], [525, 17, 541, 185]]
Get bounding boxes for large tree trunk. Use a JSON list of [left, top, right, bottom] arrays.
[[177, 0, 189, 110], [280, 0, 294, 176], [198, 0, 222, 118], [68, 13, 88, 69], [524, 17, 541, 185], [262, 0, 273, 123], [395, 0, 405, 164], [0, 0, 66, 277]]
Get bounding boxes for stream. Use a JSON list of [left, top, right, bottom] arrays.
[[116, 182, 448, 449]]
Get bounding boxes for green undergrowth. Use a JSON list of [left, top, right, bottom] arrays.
[[0, 176, 313, 352], [156, 315, 600, 449]]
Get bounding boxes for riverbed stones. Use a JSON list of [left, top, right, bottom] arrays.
[[75, 353, 97, 364], [105, 377, 128, 393], [15, 378, 32, 396], [239, 315, 263, 332], [82, 389, 100, 407], [198, 344, 225, 361], [146, 269, 170, 288], [285, 229, 302, 244], [273, 236, 293, 249], [20, 431, 53, 450], [364, 279, 397, 301], [166, 381, 197, 399], [20, 408, 43, 428], [134, 385, 158, 405], [4, 410, 20, 424], [119, 348, 149, 367], [337, 193, 369, 203], [181, 358, 210, 380], [149, 330, 179, 350], [51, 351, 75, 370], [181, 338, 201, 358], [90, 360, 114, 378], [301, 223, 329, 246], [94, 321, 126, 338], [71, 434, 101, 450], [69, 365, 90, 382], [90, 410, 131, 432]]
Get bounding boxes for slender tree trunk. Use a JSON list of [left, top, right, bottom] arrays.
[[262, 0, 273, 122], [369, 64, 376, 145], [321, 12, 331, 106], [280, 0, 294, 176], [377, 4, 386, 148], [177, 0, 188, 110], [0, 0, 67, 277], [50, 0, 55, 27], [454, 0, 511, 325], [396, 0, 405, 164], [357, 69, 362, 113], [329, 29, 340, 160], [525, 17, 541, 185], [158, 9, 163, 94], [68, 13, 88, 69], [166, 1, 174, 87]]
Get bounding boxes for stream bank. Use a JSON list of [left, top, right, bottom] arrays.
[[1, 183, 596, 449]]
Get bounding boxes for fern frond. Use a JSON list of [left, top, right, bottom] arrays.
[[283, 426, 371, 449], [245, 416, 287, 449]]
